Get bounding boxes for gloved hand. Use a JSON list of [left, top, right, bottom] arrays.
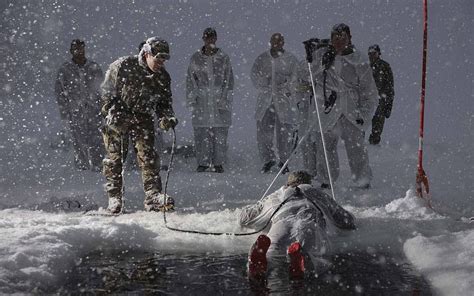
[[159, 116, 178, 131], [324, 91, 337, 114], [356, 118, 364, 125], [303, 38, 320, 63]]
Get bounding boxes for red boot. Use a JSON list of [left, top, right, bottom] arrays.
[[248, 234, 271, 279], [287, 241, 305, 279]]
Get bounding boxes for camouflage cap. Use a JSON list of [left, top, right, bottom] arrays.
[[145, 37, 170, 60], [287, 171, 313, 187]]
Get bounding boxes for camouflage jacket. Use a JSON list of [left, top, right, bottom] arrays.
[[101, 55, 175, 121], [371, 58, 394, 111]]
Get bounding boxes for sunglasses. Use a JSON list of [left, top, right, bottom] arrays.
[[151, 52, 170, 61]]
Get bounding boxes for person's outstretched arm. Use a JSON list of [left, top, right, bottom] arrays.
[[306, 187, 356, 230], [239, 186, 285, 229]]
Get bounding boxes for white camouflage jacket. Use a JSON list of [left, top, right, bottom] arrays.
[[186, 48, 234, 128], [299, 46, 377, 132], [251, 50, 299, 125], [239, 184, 355, 232]]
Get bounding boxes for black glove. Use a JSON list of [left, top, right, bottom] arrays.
[[303, 38, 320, 63], [324, 91, 337, 114], [356, 118, 364, 125], [159, 116, 178, 131], [322, 45, 336, 70]]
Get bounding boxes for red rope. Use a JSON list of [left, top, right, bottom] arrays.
[[418, 0, 428, 172], [416, 0, 431, 204]]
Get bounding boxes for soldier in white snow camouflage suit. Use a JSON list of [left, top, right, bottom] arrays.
[[55, 39, 104, 170], [300, 24, 377, 189], [251, 33, 299, 174], [240, 171, 356, 279], [186, 28, 234, 173], [101, 37, 178, 214]]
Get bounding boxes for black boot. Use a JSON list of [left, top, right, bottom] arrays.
[[369, 134, 380, 145], [213, 165, 224, 173], [321, 183, 331, 189], [278, 162, 290, 174], [196, 165, 208, 172], [261, 160, 276, 173]]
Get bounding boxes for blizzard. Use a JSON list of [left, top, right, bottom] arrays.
[[1, 0, 473, 295]]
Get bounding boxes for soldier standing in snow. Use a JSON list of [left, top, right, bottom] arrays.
[[186, 27, 234, 173], [101, 37, 178, 213], [367, 44, 395, 145], [55, 39, 104, 171], [251, 33, 299, 174], [302, 24, 377, 189]]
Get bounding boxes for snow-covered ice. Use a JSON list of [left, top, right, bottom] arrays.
[[1, 141, 473, 294]]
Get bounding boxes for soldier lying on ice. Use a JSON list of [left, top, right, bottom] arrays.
[[239, 171, 356, 279]]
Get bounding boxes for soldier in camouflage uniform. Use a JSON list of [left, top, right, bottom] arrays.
[[55, 39, 104, 170], [101, 37, 178, 213], [368, 44, 395, 145]]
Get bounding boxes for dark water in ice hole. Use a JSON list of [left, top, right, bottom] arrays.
[[57, 250, 431, 295]]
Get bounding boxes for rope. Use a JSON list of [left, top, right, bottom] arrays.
[[161, 129, 314, 236], [258, 132, 309, 201], [162, 128, 176, 226]]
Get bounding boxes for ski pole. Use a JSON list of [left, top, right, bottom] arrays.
[[307, 63, 336, 201], [416, 0, 431, 207]]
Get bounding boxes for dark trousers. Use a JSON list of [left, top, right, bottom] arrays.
[[369, 104, 386, 144]]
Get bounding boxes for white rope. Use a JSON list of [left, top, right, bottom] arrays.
[[258, 132, 309, 201]]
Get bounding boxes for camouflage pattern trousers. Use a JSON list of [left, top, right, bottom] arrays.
[[102, 116, 162, 201]]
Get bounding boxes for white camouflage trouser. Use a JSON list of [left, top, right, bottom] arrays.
[[257, 107, 293, 164], [316, 115, 372, 185], [193, 127, 229, 166]]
